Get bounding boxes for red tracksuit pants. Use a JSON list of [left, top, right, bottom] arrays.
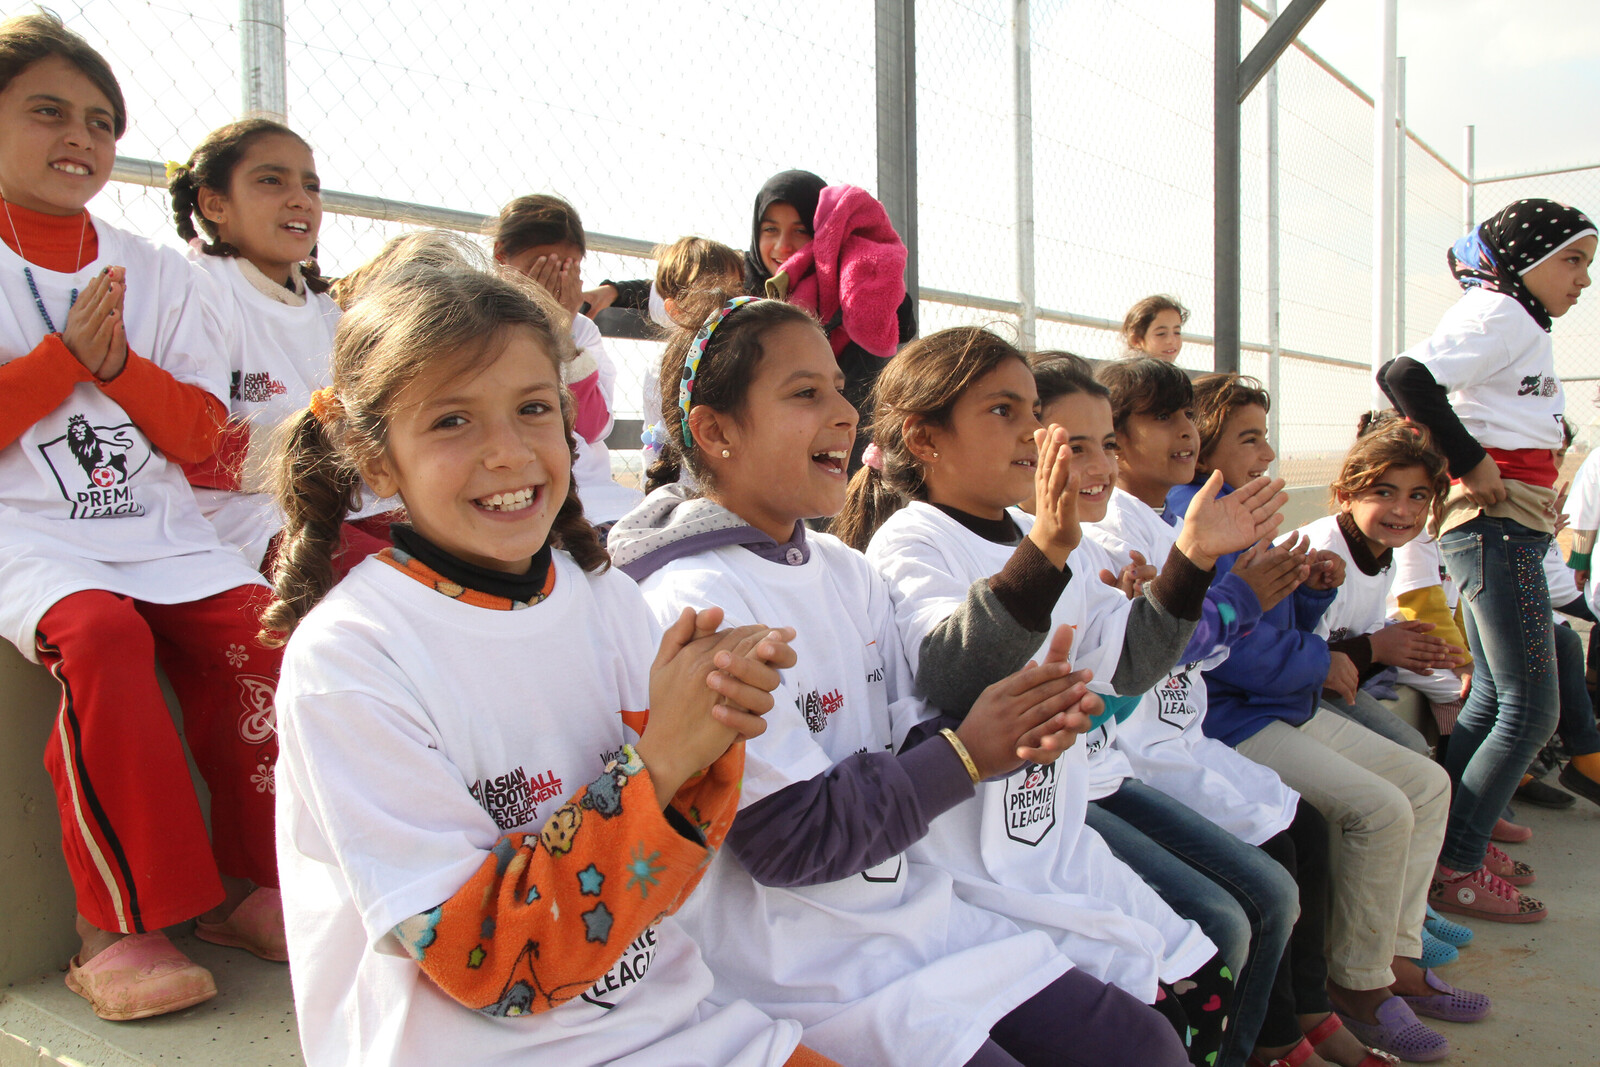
[[35, 585, 281, 935]]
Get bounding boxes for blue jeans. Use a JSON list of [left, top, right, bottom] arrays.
[[1320, 692, 1431, 755], [1553, 622, 1600, 757], [1088, 779, 1298, 1067], [1438, 515, 1560, 871]]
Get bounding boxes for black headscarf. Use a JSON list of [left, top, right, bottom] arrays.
[[1448, 198, 1596, 332], [743, 169, 828, 293]]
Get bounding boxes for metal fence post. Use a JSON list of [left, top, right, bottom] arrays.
[[1013, 0, 1036, 349], [876, 0, 919, 305], [240, 0, 287, 121], [1395, 55, 1406, 349], [1371, 0, 1397, 403], [1214, 0, 1241, 373], [1464, 125, 1476, 234], [1265, 0, 1281, 471]]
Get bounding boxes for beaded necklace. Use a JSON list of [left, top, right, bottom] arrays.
[[4, 200, 87, 334]]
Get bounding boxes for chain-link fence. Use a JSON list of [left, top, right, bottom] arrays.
[[54, 1, 1597, 492]]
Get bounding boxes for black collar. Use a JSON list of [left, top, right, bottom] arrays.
[[390, 524, 554, 602], [933, 503, 1022, 545], [1336, 510, 1392, 576]]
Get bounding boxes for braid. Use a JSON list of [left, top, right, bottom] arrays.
[[259, 409, 364, 645], [167, 164, 204, 246], [302, 245, 334, 295]]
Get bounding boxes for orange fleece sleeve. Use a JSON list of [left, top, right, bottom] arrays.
[[393, 741, 744, 1015], [96, 350, 227, 465], [0, 335, 95, 451]]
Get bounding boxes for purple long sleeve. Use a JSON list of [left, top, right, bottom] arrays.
[[725, 732, 975, 888]]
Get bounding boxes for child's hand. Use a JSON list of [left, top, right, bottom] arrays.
[[1175, 470, 1287, 570], [1098, 550, 1155, 600], [638, 607, 786, 807], [1367, 619, 1466, 674], [529, 255, 584, 317], [1456, 665, 1473, 701], [580, 283, 618, 318], [1460, 454, 1507, 507], [1026, 425, 1081, 567], [1322, 650, 1358, 703], [705, 624, 799, 730], [1305, 549, 1346, 591], [61, 266, 128, 380], [955, 626, 1096, 778], [1232, 533, 1309, 612], [1550, 481, 1570, 535]]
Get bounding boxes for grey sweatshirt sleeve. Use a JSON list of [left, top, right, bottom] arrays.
[[1110, 544, 1213, 694], [914, 539, 1071, 717]]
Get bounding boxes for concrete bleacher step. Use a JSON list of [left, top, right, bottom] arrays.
[[0, 932, 302, 1066]]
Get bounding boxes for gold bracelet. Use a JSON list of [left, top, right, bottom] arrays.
[[939, 728, 981, 784]]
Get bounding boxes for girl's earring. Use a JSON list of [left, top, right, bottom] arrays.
[[931, 451, 939, 460], [721, 449, 731, 459]]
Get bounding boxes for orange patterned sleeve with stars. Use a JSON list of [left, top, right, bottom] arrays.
[[392, 738, 745, 1016]]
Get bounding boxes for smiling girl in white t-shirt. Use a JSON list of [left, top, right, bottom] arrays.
[[265, 263, 825, 1067]]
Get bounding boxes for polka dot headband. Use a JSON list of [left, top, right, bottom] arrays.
[[678, 296, 756, 447]]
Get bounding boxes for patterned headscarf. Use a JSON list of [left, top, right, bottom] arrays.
[[1448, 198, 1596, 332]]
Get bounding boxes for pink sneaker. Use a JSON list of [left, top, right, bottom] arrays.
[[65, 932, 217, 1021], [1482, 843, 1535, 886], [194, 886, 288, 962], [1430, 863, 1546, 923]]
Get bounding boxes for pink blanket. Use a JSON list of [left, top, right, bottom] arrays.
[[777, 185, 907, 359]]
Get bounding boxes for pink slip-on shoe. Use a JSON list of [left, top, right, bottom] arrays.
[[65, 932, 217, 1021], [1482, 843, 1535, 886], [194, 886, 288, 962], [1490, 816, 1532, 843], [1430, 863, 1546, 923]]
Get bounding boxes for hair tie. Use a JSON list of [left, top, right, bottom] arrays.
[[862, 441, 885, 471], [309, 386, 341, 426], [679, 296, 757, 447], [165, 160, 188, 181]]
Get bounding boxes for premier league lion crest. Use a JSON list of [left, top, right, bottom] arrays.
[[38, 413, 152, 518]]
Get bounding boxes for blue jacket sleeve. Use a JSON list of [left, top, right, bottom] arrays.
[[1180, 570, 1263, 661], [1293, 584, 1337, 634], [1207, 600, 1333, 699]]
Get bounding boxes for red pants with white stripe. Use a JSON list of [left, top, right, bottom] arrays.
[[35, 586, 281, 935]]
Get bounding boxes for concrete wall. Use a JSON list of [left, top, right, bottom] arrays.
[[0, 645, 201, 987]]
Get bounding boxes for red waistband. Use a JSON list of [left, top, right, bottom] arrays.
[[1479, 447, 1558, 488]]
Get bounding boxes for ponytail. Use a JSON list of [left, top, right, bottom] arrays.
[[833, 464, 909, 552], [833, 326, 1025, 551], [258, 408, 365, 645], [169, 118, 331, 292]]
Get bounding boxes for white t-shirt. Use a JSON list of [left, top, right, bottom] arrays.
[[1399, 287, 1565, 451], [1298, 516, 1397, 643], [866, 502, 1137, 801], [275, 553, 800, 1067], [0, 220, 263, 661], [636, 532, 1069, 1067], [569, 314, 643, 525], [188, 253, 377, 565], [1085, 489, 1298, 845], [1565, 447, 1600, 614], [866, 502, 1215, 1001]]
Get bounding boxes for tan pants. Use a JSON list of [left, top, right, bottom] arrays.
[[1235, 707, 1450, 988]]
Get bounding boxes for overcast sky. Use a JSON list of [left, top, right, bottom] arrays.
[[1294, 0, 1600, 176]]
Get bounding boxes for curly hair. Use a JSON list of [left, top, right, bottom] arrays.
[[1332, 413, 1450, 532], [259, 262, 603, 644]]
